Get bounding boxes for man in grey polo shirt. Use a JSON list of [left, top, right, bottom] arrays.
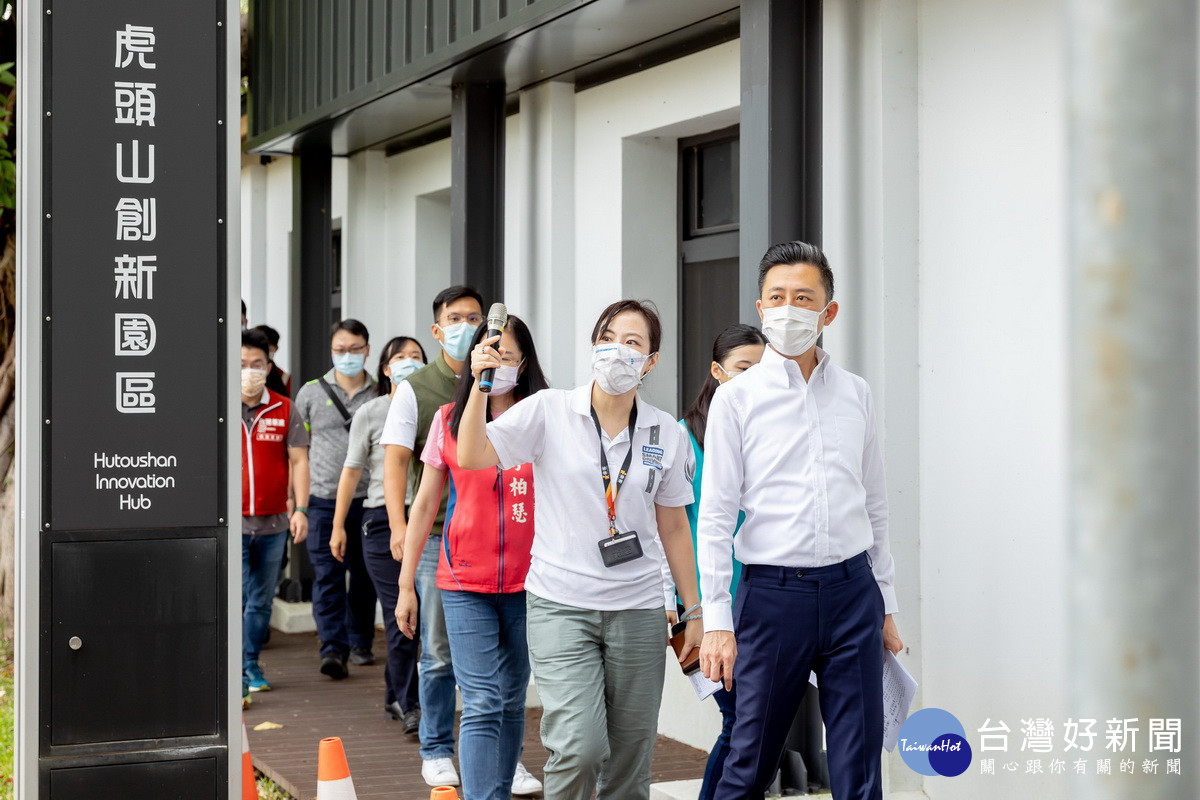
[[293, 319, 379, 679]]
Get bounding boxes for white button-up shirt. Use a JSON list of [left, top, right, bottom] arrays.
[[486, 383, 695, 611], [697, 346, 897, 632]]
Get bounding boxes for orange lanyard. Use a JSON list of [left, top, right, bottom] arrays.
[[589, 404, 637, 536]]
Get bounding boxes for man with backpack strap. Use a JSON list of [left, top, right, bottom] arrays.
[[294, 319, 380, 679]]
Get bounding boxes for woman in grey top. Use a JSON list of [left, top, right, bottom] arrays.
[[331, 336, 427, 731]]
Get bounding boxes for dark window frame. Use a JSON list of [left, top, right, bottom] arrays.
[[682, 124, 741, 240], [677, 125, 740, 411]]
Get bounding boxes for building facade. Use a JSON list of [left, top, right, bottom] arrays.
[[241, 1, 1108, 798]]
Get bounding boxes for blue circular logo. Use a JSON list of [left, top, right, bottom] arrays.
[[898, 708, 972, 777]]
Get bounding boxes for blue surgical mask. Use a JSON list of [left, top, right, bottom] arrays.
[[332, 352, 366, 378], [437, 322, 479, 362], [388, 358, 422, 383]]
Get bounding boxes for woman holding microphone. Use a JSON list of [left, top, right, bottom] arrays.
[[396, 316, 548, 799], [457, 300, 704, 800]]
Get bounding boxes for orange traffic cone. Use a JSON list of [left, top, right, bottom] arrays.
[[316, 737, 358, 800], [241, 717, 259, 800], [430, 788, 459, 799]]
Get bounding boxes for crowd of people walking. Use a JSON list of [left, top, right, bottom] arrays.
[[239, 240, 903, 800]]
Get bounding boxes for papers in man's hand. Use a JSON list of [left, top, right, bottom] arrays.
[[688, 669, 722, 700], [882, 650, 918, 752]]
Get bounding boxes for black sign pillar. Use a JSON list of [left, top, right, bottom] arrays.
[[20, 1, 237, 796]]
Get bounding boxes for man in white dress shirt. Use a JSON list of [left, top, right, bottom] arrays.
[[698, 241, 904, 800]]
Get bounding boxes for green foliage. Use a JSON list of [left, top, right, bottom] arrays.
[[256, 772, 294, 800], [0, 60, 12, 216], [0, 638, 13, 799]]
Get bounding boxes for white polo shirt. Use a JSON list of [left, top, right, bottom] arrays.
[[486, 383, 695, 611]]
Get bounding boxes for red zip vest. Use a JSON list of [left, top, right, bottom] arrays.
[[435, 402, 535, 593], [242, 389, 292, 517]]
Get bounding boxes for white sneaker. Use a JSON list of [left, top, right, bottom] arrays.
[[421, 757, 460, 787], [511, 762, 543, 796]]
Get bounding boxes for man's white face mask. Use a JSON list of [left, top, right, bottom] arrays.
[[760, 302, 830, 356]]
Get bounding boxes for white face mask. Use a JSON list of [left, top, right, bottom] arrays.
[[241, 368, 268, 396], [387, 357, 422, 383], [591, 343, 651, 396], [714, 363, 742, 382], [760, 302, 830, 357], [488, 364, 521, 396]]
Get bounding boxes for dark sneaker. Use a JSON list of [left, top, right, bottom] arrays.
[[349, 647, 375, 666], [384, 701, 421, 735], [245, 662, 271, 692], [319, 652, 348, 680]]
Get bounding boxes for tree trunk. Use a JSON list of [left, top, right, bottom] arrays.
[[0, 233, 16, 637]]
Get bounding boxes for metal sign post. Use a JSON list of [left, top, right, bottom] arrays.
[[17, 1, 240, 797]]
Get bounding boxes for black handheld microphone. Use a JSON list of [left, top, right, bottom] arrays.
[[478, 302, 508, 393]]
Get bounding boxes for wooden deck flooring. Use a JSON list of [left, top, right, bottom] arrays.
[[244, 631, 708, 799]]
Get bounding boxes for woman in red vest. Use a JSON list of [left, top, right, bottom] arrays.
[[397, 315, 549, 800]]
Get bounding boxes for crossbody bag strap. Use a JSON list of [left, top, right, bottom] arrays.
[[317, 378, 354, 430]]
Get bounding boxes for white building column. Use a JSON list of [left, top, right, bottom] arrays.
[[344, 149, 389, 360], [515, 81, 576, 387], [823, 1, 922, 793], [239, 154, 269, 324]]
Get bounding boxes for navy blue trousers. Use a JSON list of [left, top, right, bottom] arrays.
[[306, 495, 377, 656], [714, 552, 885, 800], [699, 683, 736, 800], [361, 506, 420, 711]]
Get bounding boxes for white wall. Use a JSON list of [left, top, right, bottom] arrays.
[[240, 154, 266, 324], [822, 0, 923, 792], [574, 40, 742, 415], [239, 154, 295, 373], [916, 1, 1068, 797], [824, 2, 1070, 796], [368, 139, 453, 369], [344, 149, 388, 362], [512, 82, 577, 388]]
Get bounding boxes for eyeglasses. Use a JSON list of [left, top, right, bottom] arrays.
[[331, 344, 368, 355], [442, 313, 484, 327]]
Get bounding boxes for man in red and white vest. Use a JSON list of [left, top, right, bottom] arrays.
[[241, 329, 310, 694]]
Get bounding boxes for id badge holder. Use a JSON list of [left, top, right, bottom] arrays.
[[598, 530, 644, 568]]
